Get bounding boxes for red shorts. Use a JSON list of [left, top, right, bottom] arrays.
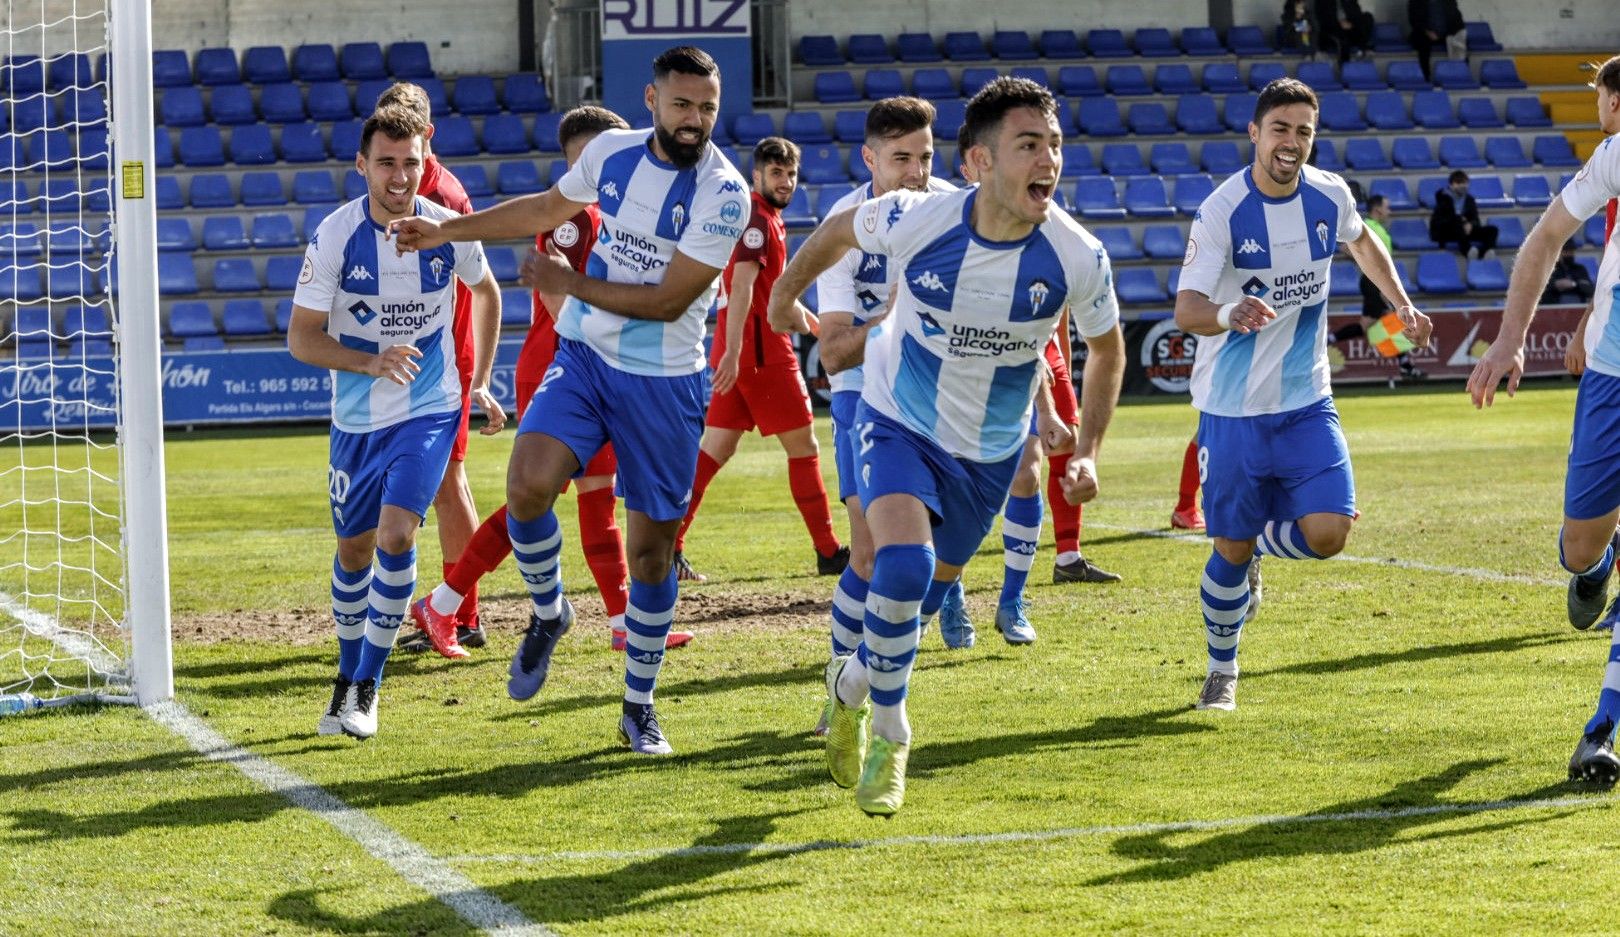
[[1048, 347, 1078, 426], [450, 376, 472, 462], [515, 378, 617, 476], [705, 362, 814, 437]]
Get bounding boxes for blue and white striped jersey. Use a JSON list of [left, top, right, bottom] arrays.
[[1561, 136, 1620, 377], [1180, 164, 1363, 417], [853, 187, 1119, 463], [815, 176, 959, 395], [293, 195, 487, 434], [553, 127, 749, 376]]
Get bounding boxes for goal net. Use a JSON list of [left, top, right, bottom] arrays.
[[0, 0, 170, 708]]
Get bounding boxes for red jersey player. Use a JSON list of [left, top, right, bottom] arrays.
[[673, 137, 847, 581], [408, 105, 692, 655]]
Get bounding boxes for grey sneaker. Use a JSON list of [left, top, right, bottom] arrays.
[[619, 702, 674, 755], [317, 676, 354, 736], [1569, 725, 1620, 785], [937, 579, 970, 646], [1568, 536, 1618, 630], [1052, 556, 1122, 584], [1196, 671, 1237, 711], [994, 595, 1037, 645], [1245, 555, 1263, 624], [673, 551, 706, 583]]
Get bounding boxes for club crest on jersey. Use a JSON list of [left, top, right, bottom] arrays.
[[348, 300, 377, 325], [916, 309, 947, 337], [671, 203, 687, 235], [429, 256, 445, 283], [1314, 219, 1330, 252], [1026, 278, 1052, 314], [1242, 276, 1268, 298], [1236, 238, 1266, 255]]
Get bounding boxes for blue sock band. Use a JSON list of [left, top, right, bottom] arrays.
[[332, 554, 370, 681], [624, 565, 679, 704], [999, 493, 1043, 607], [1256, 519, 1325, 560], [1586, 632, 1620, 737], [1201, 550, 1251, 674], [356, 545, 414, 684], [863, 543, 934, 707], [830, 565, 869, 658], [508, 510, 564, 619], [921, 576, 953, 622]]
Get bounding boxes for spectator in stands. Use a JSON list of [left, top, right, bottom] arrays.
[[1315, 0, 1373, 62], [1408, 0, 1466, 80], [1430, 170, 1498, 259], [1280, 0, 1315, 54], [1544, 240, 1596, 305], [1330, 194, 1427, 379]]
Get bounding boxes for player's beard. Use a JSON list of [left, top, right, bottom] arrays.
[[655, 122, 707, 169], [762, 187, 792, 209]]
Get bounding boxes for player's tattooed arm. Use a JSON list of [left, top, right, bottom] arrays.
[[287, 306, 420, 385], [769, 207, 861, 334]]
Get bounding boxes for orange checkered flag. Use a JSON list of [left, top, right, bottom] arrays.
[[1365, 311, 1416, 358]]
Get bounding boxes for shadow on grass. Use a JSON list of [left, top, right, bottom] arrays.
[[1244, 631, 1582, 683]]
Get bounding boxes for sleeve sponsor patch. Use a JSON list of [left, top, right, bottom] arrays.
[[553, 221, 579, 248], [743, 227, 765, 250], [298, 256, 314, 284]]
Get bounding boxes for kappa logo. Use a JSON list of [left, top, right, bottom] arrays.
[[601, 180, 620, 200], [885, 202, 904, 230], [861, 254, 883, 272], [1026, 278, 1051, 313], [521, 571, 554, 587], [718, 179, 744, 194], [333, 612, 366, 627], [1241, 276, 1269, 298], [866, 656, 902, 673], [629, 650, 661, 665], [1013, 541, 1038, 556], [1236, 238, 1266, 255], [348, 300, 377, 325], [346, 265, 373, 281], [912, 270, 946, 293], [916, 309, 946, 337]]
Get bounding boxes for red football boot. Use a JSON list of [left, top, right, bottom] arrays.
[[409, 597, 469, 660]]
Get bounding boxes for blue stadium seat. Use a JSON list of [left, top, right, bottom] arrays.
[[1365, 91, 1412, 130], [239, 172, 285, 207], [1373, 21, 1411, 52], [799, 35, 842, 67], [1135, 28, 1178, 57], [896, 32, 941, 63], [1392, 137, 1439, 169], [482, 113, 530, 154], [202, 215, 250, 251], [1142, 224, 1186, 259], [1202, 63, 1245, 94], [182, 335, 226, 352], [1247, 61, 1286, 92], [1059, 143, 1098, 177], [292, 44, 340, 82], [419, 78, 451, 117], [265, 256, 303, 291], [250, 213, 299, 249], [1101, 144, 1146, 176], [307, 82, 354, 121], [38, 178, 76, 213], [1386, 60, 1428, 91], [1086, 29, 1131, 58], [451, 75, 499, 115], [352, 78, 388, 116], [1200, 140, 1244, 175], [194, 47, 241, 86], [29, 130, 74, 169], [46, 222, 97, 256], [46, 53, 88, 93], [154, 127, 183, 169], [1466, 22, 1503, 51], [1469, 175, 1512, 209], [178, 126, 226, 166], [1345, 138, 1390, 171], [282, 122, 328, 163], [0, 222, 40, 256], [1177, 26, 1221, 55], [12, 305, 54, 348], [1077, 97, 1126, 137], [1124, 177, 1174, 218], [1439, 136, 1486, 169], [1010, 65, 1051, 89], [993, 30, 1038, 60], [1073, 178, 1125, 219], [1095, 226, 1141, 261], [1511, 173, 1552, 208], [1106, 65, 1151, 96], [912, 68, 956, 101], [532, 111, 563, 152], [1058, 65, 1102, 97], [168, 302, 217, 338], [1318, 92, 1365, 131], [447, 164, 489, 198], [799, 145, 846, 184], [160, 87, 206, 126], [731, 112, 774, 147], [243, 46, 291, 84], [1484, 136, 1530, 169], [814, 71, 859, 104], [1128, 103, 1173, 136], [782, 187, 817, 227], [1533, 135, 1581, 167], [1433, 59, 1478, 90], [10, 95, 52, 133], [188, 173, 233, 209], [1411, 90, 1458, 129], [1416, 176, 1447, 209], [340, 42, 387, 80], [493, 287, 527, 326], [290, 170, 337, 205], [497, 160, 544, 194], [503, 74, 550, 113], [79, 128, 109, 170], [1466, 258, 1508, 291], [944, 31, 989, 61], [1038, 30, 1084, 60], [1368, 177, 1416, 211], [1340, 60, 1384, 91], [1494, 216, 1526, 248], [1115, 268, 1167, 303], [1585, 214, 1606, 247], [157, 254, 199, 295], [1417, 252, 1465, 293], [1480, 59, 1525, 90], [932, 100, 966, 140], [958, 67, 998, 98], [222, 299, 272, 337], [847, 147, 872, 184], [1154, 64, 1198, 95], [863, 69, 904, 99], [1505, 97, 1551, 128], [0, 267, 44, 303], [155, 175, 183, 210], [273, 299, 295, 332], [429, 116, 477, 157], [809, 185, 845, 218], [259, 82, 306, 122], [1222, 93, 1259, 133], [208, 84, 256, 124], [832, 110, 867, 144], [1458, 97, 1502, 129], [301, 204, 337, 241], [847, 34, 892, 65], [783, 111, 830, 145], [151, 49, 191, 87], [1149, 142, 1195, 175], [484, 246, 519, 283], [1312, 138, 1344, 171], [64, 304, 111, 340], [229, 124, 276, 165], [1175, 94, 1221, 135], [387, 41, 433, 79], [1297, 61, 1341, 92], [1172, 174, 1213, 215], [1225, 26, 1272, 55]]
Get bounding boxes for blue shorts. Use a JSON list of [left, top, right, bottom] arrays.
[[854, 402, 1022, 567], [518, 338, 706, 522], [831, 390, 861, 503], [328, 410, 459, 539], [1197, 397, 1356, 540], [1565, 370, 1620, 520]]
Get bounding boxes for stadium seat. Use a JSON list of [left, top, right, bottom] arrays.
[[1585, 214, 1607, 248], [1466, 21, 1504, 51], [1416, 252, 1466, 293], [862, 69, 904, 100], [528, 111, 562, 152], [168, 302, 217, 339], [157, 253, 199, 295], [353, 78, 389, 116], [932, 100, 966, 140], [1469, 175, 1512, 210], [1058, 66, 1102, 97], [1494, 215, 1526, 248], [1073, 178, 1125, 219], [1479, 59, 1525, 90], [212, 258, 259, 292], [481, 246, 519, 283], [798, 145, 846, 184], [424, 116, 474, 157], [1086, 29, 1131, 58], [1458, 97, 1503, 129], [301, 204, 337, 241], [0, 222, 40, 256], [280, 122, 327, 163], [238, 172, 285, 207], [194, 47, 241, 86], [896, 33, 941, 63], [0, 265, 45, 303], [154, 175, 183, 210], [1438, 136, 1486, 169], [830, 109, 866, 144], [846, 34, 892, 64], [418, 78, 451, 117], [229, 124, 276, 165], [1466, 258, 1508, 291], [1510, 173, 1552, 208], [1153, 64, 1198, 95], [1505, 97, 1552, 128], [1129, 103, 1174, 136], [950, 67, 993, 98], [201, 215, 249, 251], [262, 256, 300, 291], [1078, 97, 1126, 137], [1149, 142, 1196, 175], [1368, 177, 1416, 212], [1038, 30, 1084, 59], [1225, 26, 1273, 55], [1201, 140, 1244, 175], [444, 164, 487, 198], [781, 187, 817, 227], [290, 170, 337, 205], [1223, 93, 1259, 132], [156, 218, 196, 253], [479, 113, 527, 154], [1051, 143, 1093, 178], [1392, 137, 1439, 170], [1101, 143, 1146, 176], [1416, 176, 1447, 209], [220, 299, 272, 337], [445, 75, 497, 116], [1248, 62, 1286, 93], [502, 73, 550, 113], [242, 46, 291, 84], [1345, 138, 1391, 171], [1433, 60, 1478, 90], [1124, 177, 1174, 218], [1340, 60, 1383, 91], [799, 35, 842, 67], [1114, 268, 1167, 303], [992, 30, 1038, 60], [178, 126, 226, 166], [1175, 94, 1221, 135], [1142, 224, 1186, 259], [339, 42, 387, 80], [1411, 90, 1458, 129], [728, 112, 771, 147], [160, 87, 206, 126], [306, 81, 354, 121], [1386, 60, 1429, 91], [150, 127, 181, 169], [912, 68, 956, 101], [387, 41, 433, 79], [208, 84, 256, 124], [1296, 61, 1341, 93], [1318, 93, 1365, 131], [1533, 135, 1581, 167], [291, 44, 340, 82], [1328, 261, 1360, 297], [1373, 21, 1411, 52], [497, 160, 543, 194], [847, 147, 872, 184], [1181, 27, 1224, 55], [1311, 138, 1343, 171], [250, 213, 299, 249], [259, 82, 306, 122], [1202, 63, 1245, 94], [10, 94, 52, 134], [943, 32, 989, 61], [1365, 91, 1412, 130], [28, 130, 73, 170], [781, 111, 829, 146], [151, 49, 191, 87], [1095, 226, 1141, 261], [271, 298, 295, 333], [1106, 65, 1151, 96], [1484, 136, 1530, 169], [1172, 174, 1213, 215], [813, 71, 859, 105], [64, 304, 110, 341], [1135, 28, 1178, 57], [1012, 66, 1049, 91]]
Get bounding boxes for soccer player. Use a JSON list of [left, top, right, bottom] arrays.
[[673, 136, 849, 581], [1171, 433, 1206, 531], [288, 104, 501, 739], [1466, 54, 1620, 784], [391, 46, 748, 755], [407, 106, 694, 656], [1176, 78, 1430, 713], [770, 77, 1127, 815]]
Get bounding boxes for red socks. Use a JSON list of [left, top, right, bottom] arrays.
[[577, 486, 629, 618], [1045, 453, 1081, 555], [1177, 439, 1201, 512], [788, 454, 841, 557], [446, 504, 511, 605], [676, 449, 723, 552]]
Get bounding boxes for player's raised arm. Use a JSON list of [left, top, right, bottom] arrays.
[[1342, 219, 1432, 347], [391, 187, 590, 254], [769, 206, 862, 333]]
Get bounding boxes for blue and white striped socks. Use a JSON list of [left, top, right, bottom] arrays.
[[624, 566, 678, 705], [1255, 519, 1324, 560], [355, 546, 414, 684], [331, 555, 371, 681], [1201, 550, 1251, 676], [857, 543, 933, 745], [1587, 628, 1620, 739], [999, 493, 1043, 607], [508, 510, 564, 620], [830, 566, 868, 658]]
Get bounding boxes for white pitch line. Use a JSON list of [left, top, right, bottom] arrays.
[[1086, 523, 1566, 587], [448, 793, 1612, 866]]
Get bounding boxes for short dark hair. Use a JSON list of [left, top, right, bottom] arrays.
[[1590, 54, 1620, 95], [558, 105, 629, 151], [652, 45, 718, 80], [1366, 193, 1387, 211], [865, 96, 936, 142], [1252, 78, 1318, 126], [374, 82, 431, 122], [752, 136, 800, 170], [1448, 170, 1470, 185], [360, 104, 428, 156], [955, 120, 973, 155], [961, 77, 1057, 153]]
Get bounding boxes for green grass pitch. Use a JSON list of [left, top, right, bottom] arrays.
[[4, 382, 1618, 935]]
